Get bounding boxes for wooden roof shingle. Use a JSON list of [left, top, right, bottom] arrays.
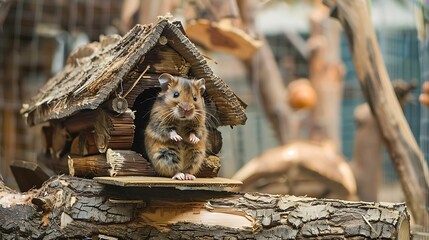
[[21, 19, 247, 127]]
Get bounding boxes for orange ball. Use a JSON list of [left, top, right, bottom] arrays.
[[287, 79, 317, 110]]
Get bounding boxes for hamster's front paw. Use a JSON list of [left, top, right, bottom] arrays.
[[189, 133, 200, 144], [184, 173, 196, 180], [170, 130, 183, 141], [172, 173, 196, 180], [172, 172, 186, 180]]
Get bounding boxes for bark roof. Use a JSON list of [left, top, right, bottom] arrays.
[[21, 19, 247, 127]]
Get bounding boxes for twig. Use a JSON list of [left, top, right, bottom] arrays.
[[123, 65, 150, 98], [362, 215, 379, 236]]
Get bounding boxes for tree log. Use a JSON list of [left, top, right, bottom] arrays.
[[68, 154, 111, 178], [68, 150, 221, 179], [0, 176, 410, 239], [327, 0, 429, 225]]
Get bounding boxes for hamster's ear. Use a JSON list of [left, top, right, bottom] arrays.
[[195, 78, 206, 95], [158, 73, 177, 91]]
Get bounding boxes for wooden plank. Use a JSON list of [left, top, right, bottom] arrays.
[[94, 176, 242, 188]]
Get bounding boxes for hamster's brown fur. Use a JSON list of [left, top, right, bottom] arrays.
[[144, 73, 207, 180]]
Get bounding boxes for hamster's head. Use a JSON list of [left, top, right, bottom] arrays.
[[158, 73, 206, 121]]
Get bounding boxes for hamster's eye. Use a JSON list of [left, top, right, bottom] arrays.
[[193, 95, 197, 102], [173, 92, 180, 98]]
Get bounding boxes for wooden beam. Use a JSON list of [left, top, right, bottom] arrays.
[[327, 0, 429, 225]]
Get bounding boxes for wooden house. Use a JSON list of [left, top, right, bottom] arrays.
[[20, 18, 247, 179]]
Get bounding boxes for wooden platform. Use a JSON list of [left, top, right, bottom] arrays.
[[93, 176, 243, 188]]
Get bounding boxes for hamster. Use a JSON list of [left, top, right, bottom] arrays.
[[144, 73, 208, 180]]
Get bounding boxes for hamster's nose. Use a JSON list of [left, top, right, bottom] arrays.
[[181, 103, 190, 111], [183, 108, 192, 114], [181, 104, 194, 116]]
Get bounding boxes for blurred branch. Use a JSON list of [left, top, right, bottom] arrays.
[[329, 0, 429, 226], [238, 0, 293, 144]]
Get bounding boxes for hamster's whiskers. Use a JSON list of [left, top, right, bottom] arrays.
[[158, 109, 175, 123], [204, 110, 219, 127], [193, 111, 204, 123]]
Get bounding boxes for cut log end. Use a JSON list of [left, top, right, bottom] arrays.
[[398, 215, 410, 240], [103, 97, 129, 114]]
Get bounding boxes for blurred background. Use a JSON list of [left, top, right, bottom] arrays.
[[0, 0, 428, 233]]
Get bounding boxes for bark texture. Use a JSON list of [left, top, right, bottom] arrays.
[[0, 175, 409, 239]]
